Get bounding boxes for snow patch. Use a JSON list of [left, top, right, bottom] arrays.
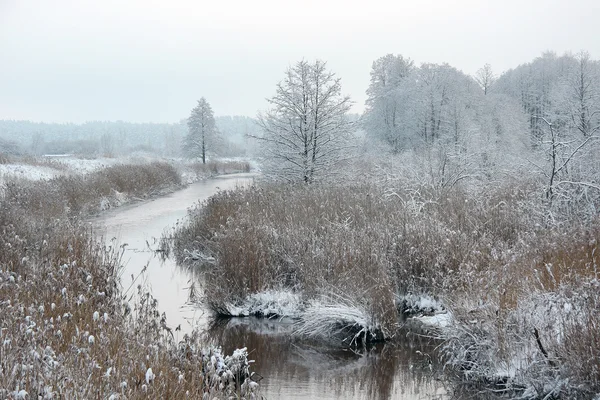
[[145, 367, 155, 384], [397, 293, 446, 316], [0, 164, 59, 181], [219, 289, 303, 318], [413, 312, 453, 329]]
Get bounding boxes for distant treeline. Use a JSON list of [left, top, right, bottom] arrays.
[[0, 116, 260, 158]]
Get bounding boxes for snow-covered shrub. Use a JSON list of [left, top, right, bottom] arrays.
[[397, 293, 446, 316], [439, 225, 600, 398]]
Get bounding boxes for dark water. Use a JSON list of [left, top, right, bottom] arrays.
[[93, 173, 449, 400], [208, 318, 448, 400]]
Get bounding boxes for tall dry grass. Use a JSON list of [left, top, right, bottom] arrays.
[[170, 181, 533, 340], [0, 165, 259, 398], [3, 162, 181, 217], [172, 177, 600, 396], [188, 160, 251, 176]]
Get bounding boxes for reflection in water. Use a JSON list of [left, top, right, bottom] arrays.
[[207, 317, 448, 400]]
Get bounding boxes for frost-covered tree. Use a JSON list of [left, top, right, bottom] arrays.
[[474, 63, 496, 95], [257, 60, 353, 183], [364, 55, 531, 189], [365, 58, 486, 152], [184, 98, 216, 163], [363, 54, 414, 152], [494, 51, 578, 142], [100, 132, 115, 157], [568, 51, 600, 137]]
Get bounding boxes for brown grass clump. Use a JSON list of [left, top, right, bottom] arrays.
[[170, 181, 537, 343], [561, 288, 600, 396]]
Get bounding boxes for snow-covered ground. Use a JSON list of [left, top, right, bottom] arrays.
[[0, 156, 123, 184], [0, 154, 248, 185], [56, 156, 122, 174], [0, 163, 60, 181]]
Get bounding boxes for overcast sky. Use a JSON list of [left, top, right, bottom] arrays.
[[1, 0, 598, 123]]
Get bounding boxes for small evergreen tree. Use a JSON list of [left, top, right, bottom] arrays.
[[184, 98, 216, 163]]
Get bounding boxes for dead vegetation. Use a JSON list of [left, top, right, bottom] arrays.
[[0, 164, 259, 398], [187, 160, 251, 177], [3, 162, 181, 217], [171, 179, 600, 398]]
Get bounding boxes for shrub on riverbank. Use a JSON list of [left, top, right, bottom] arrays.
[[0, 171, 259, 398], [172, 180, 600, 397], [190, 160, 251, 176], [170, 182, 529, 341], [3, 162, 181, 217]]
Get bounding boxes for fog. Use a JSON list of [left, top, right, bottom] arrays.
[[1, 0, 598, 123]]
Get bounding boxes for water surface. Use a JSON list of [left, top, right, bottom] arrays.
[[93, 173, 255, 332]]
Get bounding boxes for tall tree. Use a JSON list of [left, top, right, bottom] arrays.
[[474, 63, 496, 95], [185, 98, 216, 163], [257, 60, 353, 183], [364, 54, 414, 151], [569, 51, 600, 137]]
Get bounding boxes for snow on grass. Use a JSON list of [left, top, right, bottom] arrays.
[[219, 289, 303, 318], [0, 155, 248, 184], [58, 156, 121, 174], [0, 156, 122, 186], [413, 312, 453, 329], [397, 293, 446, 316], [0, 163, 60, 181], [212, 289, 394, 347], [0, 165, 261, 398], [203, 346, 259, 394], [293, 292, 391, 346]]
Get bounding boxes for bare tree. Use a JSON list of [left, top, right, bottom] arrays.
[[256, 60, 353, 183], [569, 51, 600, 137], [475, 63, 496, 95], [536, 116, 599, 202], [364, 54, 414, 151], [184, 98, 216, 163], [100, 132, 115, 157]]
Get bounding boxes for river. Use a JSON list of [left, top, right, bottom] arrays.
[[93, 173, 449, 400]]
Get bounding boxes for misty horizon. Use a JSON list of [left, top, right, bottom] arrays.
[[1, 0, 599, 124]]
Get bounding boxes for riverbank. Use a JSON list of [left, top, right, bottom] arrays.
[[0, 156, 251, 216], [0, 161, 259, 398], [170, 181, 600, 399]]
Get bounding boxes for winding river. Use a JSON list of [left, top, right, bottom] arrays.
[[93, 173, 448, 400]]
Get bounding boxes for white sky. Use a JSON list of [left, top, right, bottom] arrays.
[[0, 0, 598, 123]]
